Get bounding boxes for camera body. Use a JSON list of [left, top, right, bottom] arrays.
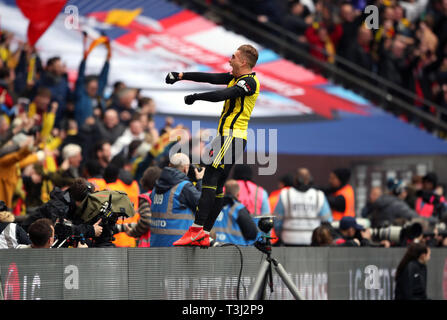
[[253, 216, 276, 254]]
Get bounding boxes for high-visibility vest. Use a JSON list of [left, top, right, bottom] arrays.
[[107, 179, 140, 247], [331, 184, 355, 221], [137, 192, 152, 248], [213, 202, 256, 246], [88, 177, 108, 191], [112, 213, 139, 248], [279, 187, 326, 245], [415, 196, 445, 218], [269, 187, 291, 244], [107, 179, 140, 211], [236, 180, 266, 216], [150, 181, 194, 247]]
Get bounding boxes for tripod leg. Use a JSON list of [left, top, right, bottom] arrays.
[[247, 259, 271, 300], [272, 260, 305, 300]]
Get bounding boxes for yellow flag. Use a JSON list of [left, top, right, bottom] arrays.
[[105, 8, 142, 27]]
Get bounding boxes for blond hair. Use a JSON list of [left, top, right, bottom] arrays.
[[238, 44, 258, 68]]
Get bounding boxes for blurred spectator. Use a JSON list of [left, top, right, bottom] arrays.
[[343, 25, 374, 80], [106, 80, 126, 108], [74, 35, 111, 127], [305, 22, 341, 65], [274, 168, 332, 245], [415, 172, 447, 219], [367, 179, 418, 228], [37, 56, 72, 126], [125, 166, 162, 247], [232, 164, 270, 216], [0, 201, 31, 248], [111, 117, 145, 158], [61, 143, 82, 179], [336, 2, 366, 60], [310, 224, 333, 246], [283, 0, 313, 35], [93, 140, 112, 172], [0, 135, 38, 208], [405, 175, 423, 209], [361, 186, 383, 218], [110, 88, 137, 126], [325, 168, 355, 221], [95, 108, 126, 144]]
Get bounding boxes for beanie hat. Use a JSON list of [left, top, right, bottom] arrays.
[[233, 164, 253, 181], [422, 172, 438, 187], [332, 168, 351, 186]]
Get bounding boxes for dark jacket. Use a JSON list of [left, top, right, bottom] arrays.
[[395, 260, 428, 300], [153, 167, 202, 212], [23, 187, 95, 239], [37, 71, 72, 126], [95, 120, 126, 145], [368, 195, 418, 228]]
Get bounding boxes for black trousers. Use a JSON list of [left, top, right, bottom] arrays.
[[195, 135, 246, 231]]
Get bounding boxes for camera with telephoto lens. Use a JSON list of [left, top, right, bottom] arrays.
[[53, 219, 86, 248], [422, 222, 447, 239], [371, 222, 423, 244]]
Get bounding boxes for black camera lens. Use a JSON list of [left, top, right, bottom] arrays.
[[258, 217, 274, 234]]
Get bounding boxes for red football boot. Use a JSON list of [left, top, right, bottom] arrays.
[[192, 233, 211, 248], [173, 226, 205, 246]]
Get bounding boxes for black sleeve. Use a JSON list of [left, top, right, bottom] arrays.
[[182, 72, 233, 85], [72, 224, 96, 238], [16, 225, 31, 245], [179, 182, 202, 212], [236, 208, 259, 241], [406, 262, 428, 300], [327, 195, 346, 212], [193, 77, 257, 102]]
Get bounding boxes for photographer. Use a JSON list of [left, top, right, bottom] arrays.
[[367, 179, 418, 228], [333, 217, 363, 246], [333, 216, 389, 247], [23, 178, 103, 247]]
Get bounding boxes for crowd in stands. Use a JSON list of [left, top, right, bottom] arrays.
[[204, 0, 447, 132], [1, 18, 447, 249]]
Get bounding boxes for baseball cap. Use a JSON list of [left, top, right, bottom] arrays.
[[339, 217, 364, 231]]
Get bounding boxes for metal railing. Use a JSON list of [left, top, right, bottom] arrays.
[[171, 0, 447, 136]]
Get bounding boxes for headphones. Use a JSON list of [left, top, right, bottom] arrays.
[[388, 178, 405, 196]]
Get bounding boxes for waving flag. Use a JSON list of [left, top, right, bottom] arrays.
[[16, 0, 67, 46]]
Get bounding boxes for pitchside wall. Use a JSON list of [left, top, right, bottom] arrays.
[[0, 247, 446, 300]]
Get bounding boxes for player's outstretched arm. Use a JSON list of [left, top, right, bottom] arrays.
[[184, 77, 256, 104], [165, 72, 233, 85]]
